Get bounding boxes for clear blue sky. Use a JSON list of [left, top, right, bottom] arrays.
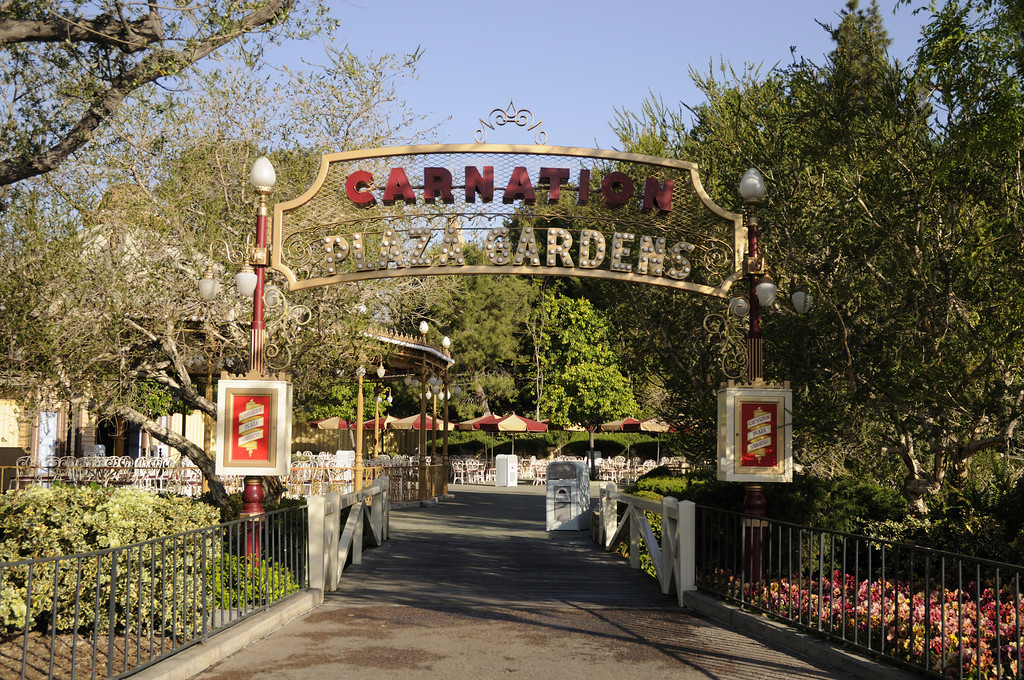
[[277, 0, 930, 149]]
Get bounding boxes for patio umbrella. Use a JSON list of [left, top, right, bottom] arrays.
[[389, 414, 455, 431], [639, 419, 673, 462], [311, 416, 353, 449], [478, 414, 548, 456], [598, 417, 674, 462], [360, 415, 400, 430], [311, 417, 352, 430], [598, 417, 643, 433], [456, 414, 496, 431]]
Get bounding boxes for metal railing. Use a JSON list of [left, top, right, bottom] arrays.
[[695, 506, 1024, 680], [0, 505, 309, 680], [2, 461, 447, 505]]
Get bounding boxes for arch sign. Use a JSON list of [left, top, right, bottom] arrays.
[[269, 135, 745, 299], [266, 105, 790, 485]]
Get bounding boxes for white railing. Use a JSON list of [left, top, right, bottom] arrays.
[[306, 476, 389, 595], [597, 482, 696, 605]]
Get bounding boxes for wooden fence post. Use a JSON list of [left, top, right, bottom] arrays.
[[306, 496, 325, 595]]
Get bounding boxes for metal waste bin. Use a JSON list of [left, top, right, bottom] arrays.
[[545, 461, 590, 531], [495, 454, 518, 487]]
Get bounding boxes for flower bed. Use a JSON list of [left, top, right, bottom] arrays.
[[701, 568, 1023, 679]]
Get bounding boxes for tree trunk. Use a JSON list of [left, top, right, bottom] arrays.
[[114, 405, 230, 507], [474, 383, 490, 416], [588, 427, 597, 479], [902, 472, 940, 516]]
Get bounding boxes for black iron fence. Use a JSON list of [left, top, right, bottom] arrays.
[[696, 505, 1023, 679], [0, 505, 308, 679]]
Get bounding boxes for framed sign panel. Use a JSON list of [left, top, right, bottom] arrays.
[[717, 384, 792, 483], [215, 379, 292, 477]]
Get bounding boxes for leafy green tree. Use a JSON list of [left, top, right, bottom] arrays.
[[0, 0, 334, 197], [0, 47, 447, 504], [612, 0, 1024, 512], [537, 293, 638, 469], [429, 245, 540, 418]]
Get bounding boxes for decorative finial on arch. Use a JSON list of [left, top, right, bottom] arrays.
[[475, 101, 547, 145]]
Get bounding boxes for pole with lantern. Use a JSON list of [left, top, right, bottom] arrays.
[[198, 156, 279, 521], [354, 365, 366, 492], [417, 320, 429, 502], [373, 364, 392, 460], [441, 336, 451, 496]]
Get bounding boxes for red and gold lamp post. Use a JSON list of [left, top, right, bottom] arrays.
[[739, 167, 776, 581], [198, 156, 278, 520]]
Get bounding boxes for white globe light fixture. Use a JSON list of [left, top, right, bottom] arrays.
[[376, 364, 386, 379], [235, 264, 257, 298], [739, 168, 766, 202], [418, 320, 429, 335], [249, 156, 277, 192], [755, 274, 778, 307], [198, 265, 220, 301], [791, 289, 814, 315]]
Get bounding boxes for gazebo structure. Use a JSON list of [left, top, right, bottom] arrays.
[[355, 328, 455, 500]]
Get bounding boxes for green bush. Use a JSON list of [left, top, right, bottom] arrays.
[[208, 554, 301, 608], [631, 469, 906, 535], [0, 485, 220, 637], [207, 491, 306, 523]]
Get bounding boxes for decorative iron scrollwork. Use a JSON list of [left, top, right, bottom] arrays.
[[703, 312, 747, 380], [262, 286, 312, 373], [475, 101, 547, 145]]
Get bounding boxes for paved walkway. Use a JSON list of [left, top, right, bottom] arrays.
[[190, 484, 869, 680]]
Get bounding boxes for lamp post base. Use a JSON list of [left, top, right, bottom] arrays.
[[242, 476, 264, 561], [743, 483, 768, 583]]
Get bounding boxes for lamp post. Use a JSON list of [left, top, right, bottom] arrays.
[[441, 336, 451, 496], [248, 157, 276, 376], [374, 384, 393, 457], [739, 167, 777, 583], [739, 167, 774, 385], [418, 321, 429, 502], [354, 365, 365, 492], [198, 156, 277, 524]]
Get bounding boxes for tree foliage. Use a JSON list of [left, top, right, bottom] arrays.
[[0, 45, 447, 504], [0, 0, 335, 196], [611, 0, 1024, 511], [537, 293, 637, 442]]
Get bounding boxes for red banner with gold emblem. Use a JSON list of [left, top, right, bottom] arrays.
[[229, 394, 272, 462], [739, 401, 778, 469]]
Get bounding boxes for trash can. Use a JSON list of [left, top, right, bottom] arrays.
[[545, 461, 591, 531], [495, 454, 518, 487]]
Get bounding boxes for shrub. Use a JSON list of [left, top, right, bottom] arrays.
[[631, 470, 905, 535], [0, 486, 220, 637], [208, 554, 301, 608]]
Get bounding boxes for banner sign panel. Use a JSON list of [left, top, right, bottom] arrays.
[[717, 384, 792, 482], [216, 379, 291, 477]]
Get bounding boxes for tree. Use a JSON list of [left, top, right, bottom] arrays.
[[0, 0, 333, 197], [0, 47, 449, 505], [611, 0, 1024, 512], [537, 293, 638, 470], [428, 245, 540, 418]]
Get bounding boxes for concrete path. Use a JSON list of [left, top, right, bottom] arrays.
[[188, 484, 881, 680]]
